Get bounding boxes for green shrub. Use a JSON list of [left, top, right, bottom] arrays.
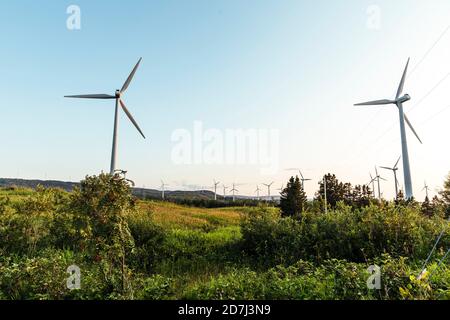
[[135, 275, 174, 300], [241, 203, 450, 265]]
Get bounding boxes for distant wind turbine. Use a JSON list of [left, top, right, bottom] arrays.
[[368, 173, 376, 198], [255, 185, 261, 201], [222, 184, 228, 199], [263, 182, 274, 200], [65, 58, 146, 175], [374, 167, 387, 201], [230, 183, 239, 202], [423, 181, 430, 199], [380, 156, 401, 198], [299, 171, 312, 190], [355, 58, 422, 199], [213, 179, 220, 201], [160, 180, 168, 200]]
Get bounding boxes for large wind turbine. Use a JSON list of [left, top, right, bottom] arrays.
[[380, 156, 401, 198], [355, 58, 422, 199], [65, 58, 146, 175]]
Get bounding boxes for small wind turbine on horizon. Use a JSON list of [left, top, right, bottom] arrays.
[[160, 180, 168, 200], [222, 184, 228, 200], [65, 58, 146, 175], [380, 156, 401, 198], [263, 182, 274, 201], [213, 179, 220, 201], [355, 58, 422, 200], [368, 173, 376, 198], [230, 183, 239, 202], [374, 167, 387, 201], [423, 181, 430, 199], [299, 171, 312, 190], [255, 185, 261, 201]]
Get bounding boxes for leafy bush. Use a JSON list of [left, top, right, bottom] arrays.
[[128, 212, 165, 273], [241, 203, 450, 265], [135, 275, 174, 300]]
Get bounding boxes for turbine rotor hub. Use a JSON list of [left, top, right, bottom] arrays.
[[115, 90, 121, 98], [398, 94, 411, 103]]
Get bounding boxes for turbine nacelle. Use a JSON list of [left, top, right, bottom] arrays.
[[115, 90, 121, 98], [397, 94, 410, 104]]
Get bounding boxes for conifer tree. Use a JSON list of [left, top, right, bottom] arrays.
[[280, 176, 307, 218]]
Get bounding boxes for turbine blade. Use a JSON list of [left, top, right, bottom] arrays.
[[119, 99, 146, 139], [404, 114, 423, 144], [299, 171, 304, 179], [64, 94, 115, 99], [354, 99, 393, 106], [380, 166, 393, 171], [394, 156, 401, 168], [380, 177, 388, 181], [121, 57, 142, 93], [396, 58, 410, 100]]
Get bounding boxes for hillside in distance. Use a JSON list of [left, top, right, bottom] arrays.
[[0, 178, 235, 200]]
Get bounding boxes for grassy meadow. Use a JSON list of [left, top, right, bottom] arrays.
[[0, 176, 449, 300]]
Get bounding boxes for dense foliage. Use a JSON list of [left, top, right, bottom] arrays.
[[0, 172, 449, 300]]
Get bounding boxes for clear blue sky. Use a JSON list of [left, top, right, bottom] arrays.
[[1, 0, 449, 199]]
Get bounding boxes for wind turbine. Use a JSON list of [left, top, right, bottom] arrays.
[[423, 181, 430, 199], [65, 58, 146, 175], [374, 167, 387, 201], [160, 180, 168, 200], [213, 179, 220, 201], [380, 156, 401, 198], [263, 182, 274, 200], [368, 173, 376, 198], [299, 171, 312, 190], [255, 185, 261, 200], [230, 183, 239, 202], [222, 184, 228, 200], [355, 58, 422, 199]]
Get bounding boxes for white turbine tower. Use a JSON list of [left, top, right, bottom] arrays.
[[160, 180, 168, 200], [368, 173, 376, 198], [65, 58, 146, 175], [355, 58, 422, 199], [423, 181, 430, 199], [213, 179, 220, 201], [222, 184, 228, 200], [380, 156, 401, 198], [255, 185, 261, 201], [230, 183, 239, 202], [263, 182, 274, 201], [374, 167, 387, 201]]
